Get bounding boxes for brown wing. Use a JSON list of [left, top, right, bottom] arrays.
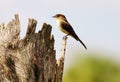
[[61, 22, 79, 40], [61, 22, 87, 49]]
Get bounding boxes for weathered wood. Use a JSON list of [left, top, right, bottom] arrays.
[[0, 14, 66, 82], [56, 36, 67, 82]]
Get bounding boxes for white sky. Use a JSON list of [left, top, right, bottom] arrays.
[[0, 0, 120, 62]]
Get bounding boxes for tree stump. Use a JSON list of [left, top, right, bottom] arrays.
[[0, 14, 66, 82]]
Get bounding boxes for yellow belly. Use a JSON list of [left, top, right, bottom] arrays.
[[56, 20, 69, 34]]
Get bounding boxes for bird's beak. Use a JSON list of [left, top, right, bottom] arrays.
[[52, 15, 56, 18]]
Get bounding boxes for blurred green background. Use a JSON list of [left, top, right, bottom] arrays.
[[63, 53, 120, 82]]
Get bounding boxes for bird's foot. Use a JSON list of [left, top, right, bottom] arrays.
[[63, 34, 69, 39]]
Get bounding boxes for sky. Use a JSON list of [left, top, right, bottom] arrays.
[[0, 0, 120, 63]]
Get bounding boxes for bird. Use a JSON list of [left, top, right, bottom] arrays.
[[53, 14, 87, 49]]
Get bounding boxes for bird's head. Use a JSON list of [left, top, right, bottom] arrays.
[[53, 14, 66, 20]]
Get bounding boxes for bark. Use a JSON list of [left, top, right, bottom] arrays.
[[0, 14, 66, 82]]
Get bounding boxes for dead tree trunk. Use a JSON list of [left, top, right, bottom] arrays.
[[0, 14, 66, 82]]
